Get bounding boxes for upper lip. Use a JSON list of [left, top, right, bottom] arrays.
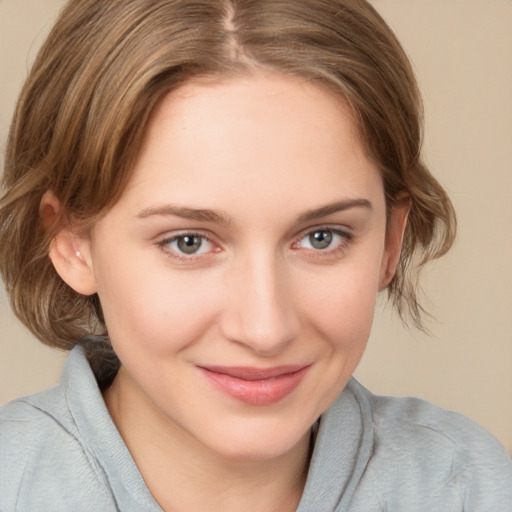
[[199, 365, 310, 381]]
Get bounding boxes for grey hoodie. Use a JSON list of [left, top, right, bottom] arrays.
[[1, 347, 511, 511]]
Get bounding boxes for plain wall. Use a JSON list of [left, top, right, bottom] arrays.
[[1, 0, 511, 452]]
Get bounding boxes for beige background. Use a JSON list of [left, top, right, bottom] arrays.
[[1, 0, 511, 453]]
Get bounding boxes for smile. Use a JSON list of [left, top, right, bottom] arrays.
[[198, 365, 311, 406]]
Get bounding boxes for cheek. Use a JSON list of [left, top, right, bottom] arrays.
[[93, 253, 223, 354], [296, 254, 382, 353], [313, 283, 376, 342]]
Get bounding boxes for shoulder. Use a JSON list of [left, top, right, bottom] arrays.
[[349, 379, 512, 510], [0, 386, 78, 468], [0, 384, 115, 510], [367, 387, 510, 466], [1, 382, 74, 433]]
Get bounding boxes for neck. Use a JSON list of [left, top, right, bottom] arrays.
[[103, 367, 311, 512]]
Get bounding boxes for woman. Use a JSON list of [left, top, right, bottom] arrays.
[[1, 0, 511, 510]]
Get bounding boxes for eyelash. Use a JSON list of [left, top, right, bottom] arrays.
[[156, 226, 353, 263], [156, 231, 219, 262], [292, 226, 352, 259]]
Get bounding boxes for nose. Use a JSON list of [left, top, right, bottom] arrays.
[[220, 251, 300, 356]]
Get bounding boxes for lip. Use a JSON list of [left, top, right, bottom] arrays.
[[198, 364, 311, 406]]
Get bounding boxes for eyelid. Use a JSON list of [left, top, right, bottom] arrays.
[[154, 225, 353, 263], [156, 229, 222, 261], [291, 225, 353, 254], [293, 224, 352, 242]]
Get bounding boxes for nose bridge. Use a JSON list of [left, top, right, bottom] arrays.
[[222, 247, 299, 355]]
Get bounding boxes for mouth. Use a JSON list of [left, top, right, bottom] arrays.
[[197, 364, 311, 406]]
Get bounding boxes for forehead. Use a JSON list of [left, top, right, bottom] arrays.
[[119, 72, 384, 220]]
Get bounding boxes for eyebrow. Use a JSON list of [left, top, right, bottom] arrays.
[[296, 198, 372, 223], [136, 198, 372, 225], [136, 205, 230, 224]]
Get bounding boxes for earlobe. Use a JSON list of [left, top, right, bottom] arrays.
[[379, 196, 411, 290], [40, 191, 97, 296]]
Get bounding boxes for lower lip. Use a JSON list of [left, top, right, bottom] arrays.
[[199, 366, 310, 406]]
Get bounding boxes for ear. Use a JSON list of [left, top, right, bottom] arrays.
[[379, 195, 411, 290], [40, 191, 97, 296]]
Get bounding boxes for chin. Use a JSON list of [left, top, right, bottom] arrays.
[[201, 416, 313, 462], [212, 441, 303, 463]]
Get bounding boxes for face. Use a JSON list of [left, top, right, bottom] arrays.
[[58, 72, 406, 461]]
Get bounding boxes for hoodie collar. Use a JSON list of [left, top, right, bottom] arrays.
[[296, 378, 375, 511]]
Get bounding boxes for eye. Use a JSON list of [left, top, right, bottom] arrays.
[[159, 233, 215, 257], [295, 228, 350, 251], [305, 230, 334, 250]]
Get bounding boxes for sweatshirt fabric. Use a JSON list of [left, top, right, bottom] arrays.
[[1, 346, 511, 511]]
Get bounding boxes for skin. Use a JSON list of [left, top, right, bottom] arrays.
[[47, 72, 408, 511]]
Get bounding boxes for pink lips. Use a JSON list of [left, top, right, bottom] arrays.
[[198, 364, 311, 406]]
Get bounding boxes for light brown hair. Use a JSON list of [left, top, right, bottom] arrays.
[[0, 0, 455, 376]]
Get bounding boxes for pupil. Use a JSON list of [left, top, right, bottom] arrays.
[[177, 236, 202, 254], [310, 230, 332, 249]]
